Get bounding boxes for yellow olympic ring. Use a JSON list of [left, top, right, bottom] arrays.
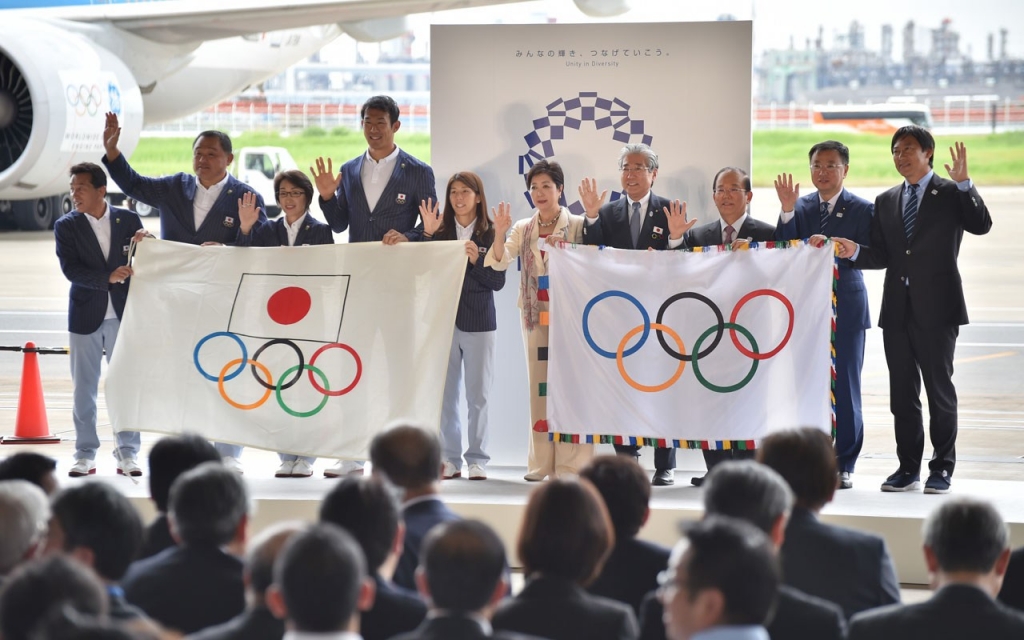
[[218, 358, 273, 410], [616, 322, 687, 393]]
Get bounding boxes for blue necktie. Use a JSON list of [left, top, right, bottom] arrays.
[[819, 201, 830, 235], [903, 184, 918, 242], [630, 201, 641, 248]]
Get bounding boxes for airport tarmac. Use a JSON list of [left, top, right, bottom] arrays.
[[1, 186, 1022, 483]]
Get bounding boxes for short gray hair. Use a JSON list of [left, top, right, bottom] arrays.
[[617, 144, 658, 171], [169, 461, 250, 547], [703, 461, 794, 534], [0, 480, 50, 575], [923, 497, 1009, 574]]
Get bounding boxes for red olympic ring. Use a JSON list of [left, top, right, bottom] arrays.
[[308, 342, 362, 396], [729, 289, 795, 360]]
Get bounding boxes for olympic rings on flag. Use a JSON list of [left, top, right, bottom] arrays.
[[219, 358, 273, 410], [308, 342, 362, 396], [277, 364, 330, 418], [581, 289, 794, 392], [251, 339, 304, 390], [195, 332, 247, 381]]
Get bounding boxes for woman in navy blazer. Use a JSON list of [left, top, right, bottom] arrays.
[[419, 172, 505, 481]]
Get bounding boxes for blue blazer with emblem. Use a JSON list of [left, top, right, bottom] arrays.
[[234, 213, 334, 247], [582, 192, 673, 250], [103, 153, 266, 245], [776, 187, 874, 332], [425, 223, 505, 332], [319, 149, 436, 243], [54, 206, 144, 335]]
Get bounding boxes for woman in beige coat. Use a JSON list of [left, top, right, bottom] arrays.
[[485, 160, 594, 480]]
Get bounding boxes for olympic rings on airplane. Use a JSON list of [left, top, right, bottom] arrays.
[[65, 84, 103, 116]]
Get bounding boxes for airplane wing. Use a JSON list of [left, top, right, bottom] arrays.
[[10, 0, 533, 45]]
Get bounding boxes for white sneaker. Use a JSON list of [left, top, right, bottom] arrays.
[[222, 456, 244, 475], [468, 464, 487, 480], [69, 459, 96, 478], [442, 461, 462, 479], [324, 460, 364, 478], [275, 460, 296, 478], [290, 459, 314, 478], [117, 458, 142, 477]]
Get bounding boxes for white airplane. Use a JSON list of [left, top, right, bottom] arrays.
[[0, 0, 630, 230]]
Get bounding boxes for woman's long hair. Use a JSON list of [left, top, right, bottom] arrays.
[[437, 171, 491, 240]]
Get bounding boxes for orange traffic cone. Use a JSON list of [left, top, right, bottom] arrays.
[[2, 342, 61, 444]]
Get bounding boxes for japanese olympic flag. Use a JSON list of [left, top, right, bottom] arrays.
[[105, 239, 467, 460], [546, 242, 834, 448]]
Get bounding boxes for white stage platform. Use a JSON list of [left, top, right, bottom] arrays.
[[97, 463, 1024, 587]]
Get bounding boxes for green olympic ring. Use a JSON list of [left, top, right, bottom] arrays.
[[690, 322, 759, 393], [276, 364, 330, 418]]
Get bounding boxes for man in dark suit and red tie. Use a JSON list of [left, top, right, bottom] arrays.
[[835, 127, 991, 495], [774, 141, 874, 489], [54, 163, 144, 477], [579, 144, 696, 486]]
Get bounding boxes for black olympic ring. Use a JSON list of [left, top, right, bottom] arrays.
[[655, 292, 725, 362], [250, 339, 304, 391]]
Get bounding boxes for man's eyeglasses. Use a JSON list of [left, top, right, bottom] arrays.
[[278, 190, 305, 199], [713, 188, 747, 196], [621, 165, 651, 175]]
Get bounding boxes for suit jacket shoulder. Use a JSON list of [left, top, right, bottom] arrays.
[[849, 585, 1024, 640], [999, 547, 1024, 612], [588, 537, 671, 616], [493, 576, 638, 640], [768, 585, 847, 640]]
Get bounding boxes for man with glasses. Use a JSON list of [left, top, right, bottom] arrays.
[[579, 144, 696, 486], [672, 167, 776, 486], [774, 141, 873, 489]]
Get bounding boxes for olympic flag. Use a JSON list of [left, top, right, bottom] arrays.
[[105, 240, 467, 460], [546, 242, 834, 446]]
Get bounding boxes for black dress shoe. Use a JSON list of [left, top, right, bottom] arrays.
[[652, 469, 675, 486], [690, 475, 705, 487]]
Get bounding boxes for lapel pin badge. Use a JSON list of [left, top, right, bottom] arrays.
[[931, 189, 938, 195], [122, 245, 130, 255], [836, 212, 844, 218], [227, 189, 233, 195], [223, 216, 235, 228], [115, 217, 120, 223], [396, 193, 407, 205], [653, 226, 664, 234]]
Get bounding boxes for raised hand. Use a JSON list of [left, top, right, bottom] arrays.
[[237, 191, 259, 234], [103, 112, 122, 161], [419, 198, 441, 236], [664, 199, 695, 240], [774, 173, 799, 212], [108, 265, 133, 284], [944, 141, 969, 183], [465, 240, 480, 264], [493, 201, 512, 237], [310, 157, 342, 201], [577, 177, 608, 218]]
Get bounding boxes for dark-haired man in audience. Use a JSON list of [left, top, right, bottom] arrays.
[[46, 482, 146, 622], [139, 434, 222, 559], [393, 520, 544, 640], [582, 455, 670, 616], [122, 462, 248, 634], [659, 516, 779, 640], [189, 522, 301, 640], [0, 555, 107, 640], [850, 498, 1024, 639], [266, 524, 375, 640], [319, 477, 427, 640], [370, 424, 460, 591], [758, 427, 899, 618], [998, 546, 1024, 612], [0, 480, 50, 586], [0, 453, 59, 495]]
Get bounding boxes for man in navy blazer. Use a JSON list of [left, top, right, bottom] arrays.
[[835, 127, 991, 494], [54, 163, 144, 477], [580, 144, 697, 486], [102, 112, 267, 246], [775, 140, 873, 489]]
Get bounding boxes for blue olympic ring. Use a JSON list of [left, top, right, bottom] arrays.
[[194, 331, 247, 381], [583, 290, 650, 359]]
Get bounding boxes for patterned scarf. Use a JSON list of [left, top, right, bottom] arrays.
[[520, 214, 540, 331]]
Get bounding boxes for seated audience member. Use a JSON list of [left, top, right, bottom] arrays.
[[31, 605, 152, 640], [758, 427, 900, 618], [46, 482, 146, 621], [659, 516, 780, 640], [999, 546, 1024, 612], [581, 455, 670, 616], [492, 478, 638, 640], [0, 555, 107, 640], [0, 480, 50, 586], [187, 522, 302, 640], [319, 476, 427, 640], [0, 452, 59, 495], [392, 520, 544, 640], [122, 462, 248, 634], [140, 434, 222, 559], [850, 498, 1024, 639], [265, 524, 375, 640], [369, 424, 460, 590]]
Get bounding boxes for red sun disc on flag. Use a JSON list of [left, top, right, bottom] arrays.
[[267, 287, 311, 325]]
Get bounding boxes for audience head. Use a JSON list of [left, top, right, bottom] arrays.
[[47, 482, 143, 583], [245, 521, 304, 605], [517, 477, 614, 587], [0, 453, 59, 495], [757, 427, 837, 511], [580, 455, 651, 540], [267, 524, 372, 633], [418, 520, 507, 615], [0, 555, 106, 640], [442, 171, 490, 235], [168, 461, 249, 548], [661, 516, 780, 640], [319, 476, 400, 576], [922, 497, 1011, 595], [148, 433, 221, 513], [702, 461, 794, 545], [369, 423, 441, 494], [0, 480, 50, 576]]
